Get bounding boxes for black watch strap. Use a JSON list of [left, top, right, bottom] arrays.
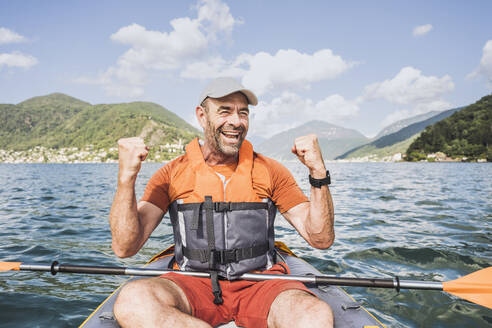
[[309, 170, 331, 188]]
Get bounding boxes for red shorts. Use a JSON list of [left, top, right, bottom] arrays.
[[161, 263, 315, 328]]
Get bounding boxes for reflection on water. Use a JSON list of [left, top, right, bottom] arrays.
[[0, 162, 491, 327]]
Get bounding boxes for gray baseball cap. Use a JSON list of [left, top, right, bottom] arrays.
[[198, 77, 258, 106]]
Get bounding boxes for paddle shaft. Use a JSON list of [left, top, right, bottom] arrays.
[[19, 262, 444, 291]]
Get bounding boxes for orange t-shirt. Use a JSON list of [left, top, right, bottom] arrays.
[[141, 152, 308, 214]]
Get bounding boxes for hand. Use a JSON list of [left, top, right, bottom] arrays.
[[291, 134, 326, 178], [117, 137, 149, 181]]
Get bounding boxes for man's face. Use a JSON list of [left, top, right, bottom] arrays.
[[199, 92, 249, 157]]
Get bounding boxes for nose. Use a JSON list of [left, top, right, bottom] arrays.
[[227, 110, 241, 127]]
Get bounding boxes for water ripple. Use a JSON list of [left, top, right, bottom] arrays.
[[0, 162, 491, 327]]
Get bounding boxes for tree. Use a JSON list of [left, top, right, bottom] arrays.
[[406, 94, 492, 161]]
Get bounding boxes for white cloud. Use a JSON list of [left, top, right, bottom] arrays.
[[74, 65, 146, 97], [0, 27, 27, 44], [413, 24, 433, 37], [249, 92, 359, 138], [195, 0, 239, 38], [110, 0, 237, 70], [77, 0, 239, 97], [0, 51, 38, 70], [467, 40, 492, 89], [182, 49, 356, 96], [110, 21, 208, 71], [363, 66, 454, 128], [0, 29, 37, 72], [243, 49, 356, 96], [77, 0, 354, 99], [413, 99, 452, 113], [315, 94, 360, 121], [363, 66, 454, 105], [181, 55, 247, 79]]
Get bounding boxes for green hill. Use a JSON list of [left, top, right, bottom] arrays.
[[0, 93, 201, 161], [0, 93, 91, 149], [406, 94, 492, 161], [337, 106, 463, 160], [338, 134, 421, 160]]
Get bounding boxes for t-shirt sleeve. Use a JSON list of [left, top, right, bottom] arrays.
[[140, 164, 171, 213], [267, 158, 308, 213]]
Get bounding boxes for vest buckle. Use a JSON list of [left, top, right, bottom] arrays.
[[214, 201, 231, 212], [210, 249, 240, 265], [210, 249, 232, 266], [223, 249, 240, 264]]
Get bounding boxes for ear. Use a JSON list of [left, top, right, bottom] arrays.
[[196, 106, 207, 130]]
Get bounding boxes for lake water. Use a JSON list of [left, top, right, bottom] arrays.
[[0, 162, 491, 327]]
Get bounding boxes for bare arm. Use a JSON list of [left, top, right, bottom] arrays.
[[109, 137, 164, 258], [282, 135, 335, 249]]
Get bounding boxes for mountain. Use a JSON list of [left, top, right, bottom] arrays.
[[256, 120, 369, 160], [406, 94, 492, 161], [337, 106, 463, 159], [18, 93, 91, 108], [0, 93, 201, 160], [373, 110, 441, 140], [0, 93, 92, 150]]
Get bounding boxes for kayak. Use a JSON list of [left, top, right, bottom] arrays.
[[79, 242, 385, 328]]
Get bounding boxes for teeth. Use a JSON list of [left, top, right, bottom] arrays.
[[222, 132, 239, 136]]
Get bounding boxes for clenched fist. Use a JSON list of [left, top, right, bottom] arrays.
[[291, 134, 326, 178], [117, 137, 149, 180]]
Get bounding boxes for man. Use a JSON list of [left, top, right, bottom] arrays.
[[110, 77, 335, 328]]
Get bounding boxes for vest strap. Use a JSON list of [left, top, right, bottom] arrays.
[[178, 201, 268, 212], [190, 203, 202, 230], [204, 196, 216, 269], [183, 243, 270, 264], [214, 201, 268, 212], [204, 196, 223, 304], [210, 271, 223, 305]]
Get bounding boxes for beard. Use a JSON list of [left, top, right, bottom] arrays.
[[204, 118, 247, 157]]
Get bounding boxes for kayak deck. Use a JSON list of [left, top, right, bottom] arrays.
[[80, 243, 385, 327]]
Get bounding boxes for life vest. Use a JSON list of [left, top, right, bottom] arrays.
[[168, 138, 278, 304]]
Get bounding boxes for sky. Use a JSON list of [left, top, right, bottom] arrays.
[[1, 0, 491, 139]]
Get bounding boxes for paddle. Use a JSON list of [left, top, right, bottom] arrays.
[[1, 261, 491, 309]]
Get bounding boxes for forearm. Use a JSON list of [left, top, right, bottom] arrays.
[[306, 169, 335, 249], [109, 175, 143, 257], [290, 134, 335, 249]]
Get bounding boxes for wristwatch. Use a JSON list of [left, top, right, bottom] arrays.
[[309, 170, 331, 188]]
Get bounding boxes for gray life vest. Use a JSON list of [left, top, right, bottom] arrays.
[[167, 138, 279, 304], [168, 195, 278, 280]]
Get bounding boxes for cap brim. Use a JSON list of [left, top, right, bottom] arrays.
[[238, 89, 258, 106]]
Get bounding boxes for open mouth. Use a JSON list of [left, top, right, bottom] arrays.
[[220, 130, 241, 141]]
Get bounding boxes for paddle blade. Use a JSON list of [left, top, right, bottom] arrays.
[[0, 262, 21, 271], [443, 267, 492, 309]]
